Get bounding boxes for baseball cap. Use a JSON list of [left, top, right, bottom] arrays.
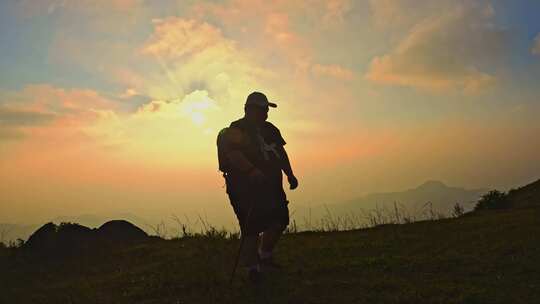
[[245, 91, 277, 108]]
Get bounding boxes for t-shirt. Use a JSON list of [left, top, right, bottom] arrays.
[[226, 117, 286, 176]]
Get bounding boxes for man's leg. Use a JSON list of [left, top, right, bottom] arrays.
[[240, 234, 259, 268], [229, 195, 260, 278], [259, 224, 284, 256], [259, 198, 289, 260]]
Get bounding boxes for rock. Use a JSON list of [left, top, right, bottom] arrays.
[[96, 220, 148, 242], [24, 222, 95, 255], [23, 220, 149, 257], [25, 222, 57, 251]]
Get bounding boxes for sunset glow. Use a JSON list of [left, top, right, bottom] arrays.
[[1, 0, 539, 229]]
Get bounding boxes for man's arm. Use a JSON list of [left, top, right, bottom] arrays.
[[278, 145, 298, 190], [279, 146, 293, 177], [226, 150, 255, 172], [224, 127, 265, 181]]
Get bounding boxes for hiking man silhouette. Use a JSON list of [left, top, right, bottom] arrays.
[[219, 91, 298, 283]]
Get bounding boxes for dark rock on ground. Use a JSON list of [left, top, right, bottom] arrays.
[[97, 220, 148, 242], [24, 222, 57, 251], [23, 220, 149, 256], [24, 222, 95, 256]]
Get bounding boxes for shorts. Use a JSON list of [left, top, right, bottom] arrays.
[[225, 173, 289, 236]]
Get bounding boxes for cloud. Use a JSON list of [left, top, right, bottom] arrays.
[[369, 0, 458, 29], [10, 85, 117, 115], [323, 0, 353, 25], [0, 85, 230, 167], [311, 64, 355, 81], [45, 0, 357, 111], [0, 85, 119, 141], [532, 33, 540, 55], [134, 90, 220, 127], [0, 107, 57, 127], [131, 15, 290, 108], [191, 1, 314, 68], [189, 0, 349, 69], [141, 18, 231, 59], [0, 128, 26, 141], [0, 106, 56, 141], [366, 3, 504, 93], [83, 89, 234, 168], [18, 0, 143, 17], [369, 0, 410, 28]]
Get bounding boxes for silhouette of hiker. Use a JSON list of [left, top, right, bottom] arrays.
[[218, 91, 298, 283]]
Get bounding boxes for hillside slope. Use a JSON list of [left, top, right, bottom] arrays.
[[1, 206, 539, 303], [340, 180, 486, 213], [294, 181, 487, 227], [507, 179, 540, 208]]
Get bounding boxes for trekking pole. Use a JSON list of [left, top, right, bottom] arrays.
[[229, 200, 255, 286]]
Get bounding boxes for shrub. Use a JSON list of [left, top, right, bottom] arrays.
[[474, 190, 509, 210], [452, 203, 465, 217]]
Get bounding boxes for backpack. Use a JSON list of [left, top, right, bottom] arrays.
[[216, 127, 230, 173]]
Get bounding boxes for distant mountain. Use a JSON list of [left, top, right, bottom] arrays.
[[338, 180, 487, 214], [332, 180, 487, 216], [292, 181, 488, 227]]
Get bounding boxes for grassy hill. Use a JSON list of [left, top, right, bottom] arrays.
[[338, 180, 486, 214], [507, 179, 540, 208], [290, 180, 487, 231], [1, 182, 539, 303]]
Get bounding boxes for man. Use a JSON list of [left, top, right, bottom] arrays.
[[220, 91, 298, 283]]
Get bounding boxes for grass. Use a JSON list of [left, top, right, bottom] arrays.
[[1, 206, 539, 303], [143, 201, 459, 239]]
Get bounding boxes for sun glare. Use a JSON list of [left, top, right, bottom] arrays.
[[179, 92, 219, 126]]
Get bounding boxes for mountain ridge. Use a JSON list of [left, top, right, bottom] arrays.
[[340, 180, 487, 212]]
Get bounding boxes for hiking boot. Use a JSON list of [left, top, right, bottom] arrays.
[[259, 255, 282, 269], [248, 268, 263, 284]]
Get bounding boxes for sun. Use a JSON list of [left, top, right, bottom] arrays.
[[179, 91, 220, 126]]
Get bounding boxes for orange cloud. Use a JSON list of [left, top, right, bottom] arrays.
[[532, 33, 540, 55], [366, 3, 503, 93], [190, 0, 328, 69], [0, 85, 118, 142], [134, 16, 272, 103], [323, 0, 353, 25], [265, 12, 304, 52], [369, 0, 404, 28], [311, 64, 355, 81], [18, 0, 143, 16], [193, 0, 313, 62], [369, 0, 450, 29], [141, 18, 231, 59]]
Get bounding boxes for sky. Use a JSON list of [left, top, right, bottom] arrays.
[[1, 0, 540, 227]]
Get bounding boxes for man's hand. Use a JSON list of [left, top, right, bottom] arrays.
[[248, 167, 266, 184], [287, 174, 298, 190]]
